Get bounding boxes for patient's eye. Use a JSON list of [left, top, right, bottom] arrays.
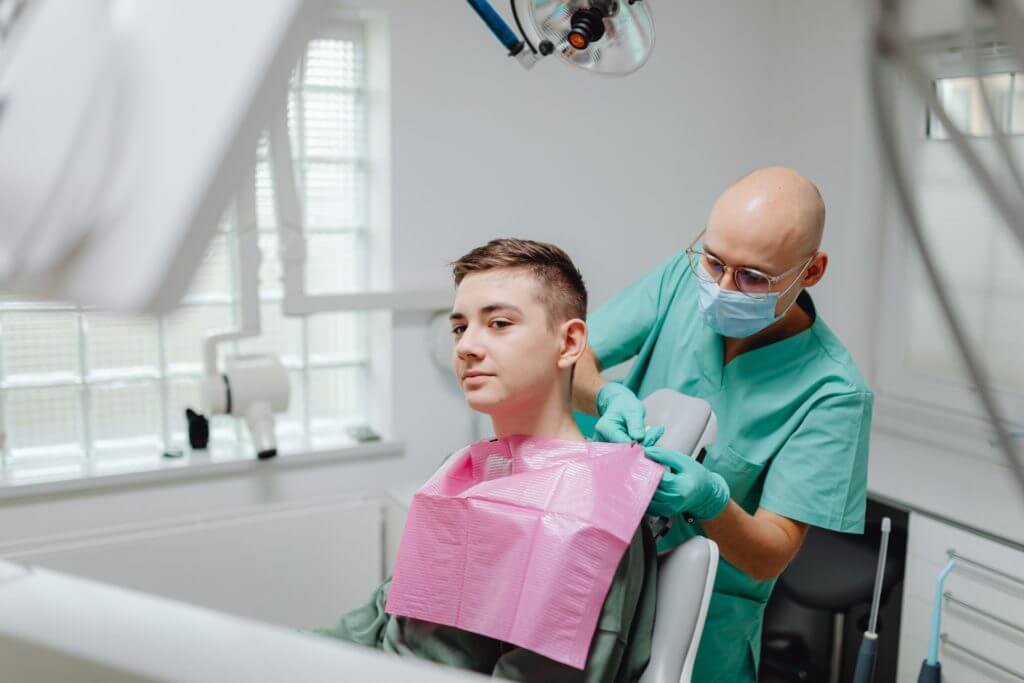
[[451, 324, 466, 336], [490, 319, 512, 329]]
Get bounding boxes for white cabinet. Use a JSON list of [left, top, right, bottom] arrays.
[[898, 513, 1024, 682]]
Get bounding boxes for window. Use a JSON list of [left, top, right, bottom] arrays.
[[877, 48, 1024, 435], [0, 23, 378, 477], [926, 72, 1017, 139]]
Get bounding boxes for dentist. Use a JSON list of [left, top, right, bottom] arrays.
[[574, 166, 873, 683]]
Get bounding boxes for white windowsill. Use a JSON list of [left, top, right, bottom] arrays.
[[0, 439, 405, 502]]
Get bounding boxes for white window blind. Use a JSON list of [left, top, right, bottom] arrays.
[[0, 27, 375, 474]]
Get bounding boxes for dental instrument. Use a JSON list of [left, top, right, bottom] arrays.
[[851, 516, 891, 683]]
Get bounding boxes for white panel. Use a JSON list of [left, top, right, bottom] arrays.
[[0, 562, 487, 683], [868, 429, 1024, 547], [305, 37, 364, 88], [0, 310, 79, 379], [84, 314, 160, 376], [4, 385, 83, 460], [89, 382, 162, 451], [303, 90, 364, 158], [898, 513, 1024, 682], [1, 498, 385, 629]]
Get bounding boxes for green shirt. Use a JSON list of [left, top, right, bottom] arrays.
[[315, 525, 657, 682], [583, 252, 873, 682]]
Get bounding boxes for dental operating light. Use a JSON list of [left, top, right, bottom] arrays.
[[467, 0, 655, 75]]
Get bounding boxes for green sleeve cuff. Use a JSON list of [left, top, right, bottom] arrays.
[[759, 497, 865, 534]]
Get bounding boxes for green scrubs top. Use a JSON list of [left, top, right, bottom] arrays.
[[584, 252, 873, 683]]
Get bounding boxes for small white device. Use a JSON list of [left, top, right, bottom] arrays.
[[200, 354, 290, 460]]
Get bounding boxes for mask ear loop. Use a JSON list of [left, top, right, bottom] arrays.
[[769, 253, 817, 321]]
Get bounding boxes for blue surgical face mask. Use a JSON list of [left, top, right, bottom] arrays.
[[696, 262, 805, 339]]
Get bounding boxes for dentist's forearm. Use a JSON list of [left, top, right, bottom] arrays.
[[700, 502, 808, 582], [572, 346, 606, 416]]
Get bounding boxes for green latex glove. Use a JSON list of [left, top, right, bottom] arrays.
[[641, 424, 665, 447], [594, 383, 648, 443], [644, 446, 730, 520]]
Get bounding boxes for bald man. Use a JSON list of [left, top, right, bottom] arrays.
[[573, 167, 872, 682]]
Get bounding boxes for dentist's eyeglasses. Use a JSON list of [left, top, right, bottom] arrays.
[[685, 232, 814, 299]]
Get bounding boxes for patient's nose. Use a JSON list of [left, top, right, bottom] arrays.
[[455, 326, 485, 360]]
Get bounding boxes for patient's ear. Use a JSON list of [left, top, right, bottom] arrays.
[[556, 318, 588, 370]]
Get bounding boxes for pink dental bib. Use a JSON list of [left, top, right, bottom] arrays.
[[384, 436, 663, 669]]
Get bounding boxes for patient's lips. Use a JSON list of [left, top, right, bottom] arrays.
[[462, 369, 495, 385]]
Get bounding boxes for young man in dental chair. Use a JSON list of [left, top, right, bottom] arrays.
[[315, 239, 672, 682]]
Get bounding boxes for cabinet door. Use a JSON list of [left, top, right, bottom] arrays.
[[898, 513, 1024, 682]]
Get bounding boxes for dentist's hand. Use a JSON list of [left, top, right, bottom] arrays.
[[594, 382, 648, 443], [644, 446, 730, 520]]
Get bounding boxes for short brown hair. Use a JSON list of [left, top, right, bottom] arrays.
[[451, 238, 587, 327]]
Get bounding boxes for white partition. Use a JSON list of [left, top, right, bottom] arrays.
[[0, 497, 385, 629]]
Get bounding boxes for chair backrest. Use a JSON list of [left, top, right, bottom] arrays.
[[640, 536, 719, 683], [639, 389, 720, 683]]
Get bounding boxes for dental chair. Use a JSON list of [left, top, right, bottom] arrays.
[[638, 389, 720, 683]]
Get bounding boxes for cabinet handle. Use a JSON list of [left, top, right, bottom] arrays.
[[947, 549, 1024, 588], [940, 633, 1024, 680], [944, 591, 1024, 636]]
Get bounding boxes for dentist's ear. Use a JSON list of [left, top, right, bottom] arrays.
[[802, 251, 828, 288], [557, 318, 588, 370]]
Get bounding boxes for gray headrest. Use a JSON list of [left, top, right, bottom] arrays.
[[642, 389, 717, 457]]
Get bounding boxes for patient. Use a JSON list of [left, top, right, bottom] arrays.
[[314, 239, 658, 682]]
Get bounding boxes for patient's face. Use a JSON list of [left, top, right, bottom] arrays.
[[450, 269, 564, 415]]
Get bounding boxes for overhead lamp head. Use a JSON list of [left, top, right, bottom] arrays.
[[514, 0, 654, 75]]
